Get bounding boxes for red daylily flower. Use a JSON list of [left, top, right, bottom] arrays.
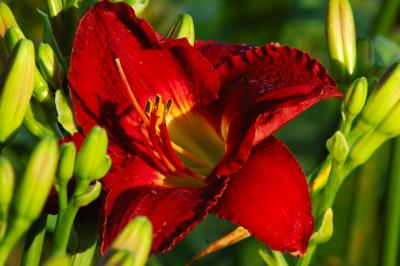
[[68, 1, 340, 255]]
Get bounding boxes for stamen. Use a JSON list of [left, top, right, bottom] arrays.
[[115, 58, 149, 125], [145, 100, 153, 116]]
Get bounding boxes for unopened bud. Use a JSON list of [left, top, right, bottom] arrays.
[[11, 137, 58, 221], [0, 40, 35, 146], [93, 155, 112, 180], [326, 131, 349, 163], [310, 208, 333, 245], [0, 156, 14, 222], [326, 0, 356, 81], [4, 27, 24, 53], [360, 61, 400, 128], [0, 3, 19, 36], [75, 126, 108, 183], [38, 43, 64, 89], [376, 101, 400, 137], [357, 37, 375, 77], [72, 181, 102, 207], [55, 89, 78, 134], [46, 0, 63, 17], [101, 216, 152, 266], [167, 13, 195, 46], [343, 77, 368, 119], [57, 142, 76, 183], [23, 99, 56, 137]]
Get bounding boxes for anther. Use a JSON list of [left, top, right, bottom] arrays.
[[145, 100, 152, 116]]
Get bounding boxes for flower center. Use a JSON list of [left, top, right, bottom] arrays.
[[115, 59, 225, 188]]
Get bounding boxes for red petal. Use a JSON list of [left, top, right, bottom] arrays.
[[69, 2, 220, 157], [214, 137, 314, 254], [216, 43, 341, 175], [100, 156, 227, 254]]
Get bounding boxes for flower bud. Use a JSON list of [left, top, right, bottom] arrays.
[[75, 126, 108, 183], [93, 155, 112, 180], [357, 37, 375, 77], [309, 208, 333, 245], [38, 43, 64, 89], [0, 39, 35, 146], [343, 77, 368, 119], [360, 61, 400, 128], [326, 131, 349, 163], [11, 137, 58, 221], [0, 156, 14, 231], [3, 27, 51, 103], [46, 0, 63, 17], [23, 99, 57, 137], [55, 89, 78, 134], [101, 216, 152, 266], [326, 0, 356, 81], [57, 142, 76, 184], [72, 181, 102, 207], [0, 3, 19, 36], [167, 13, 195, 46], [376, 101, 400, 137], [43, 254, 71, 266], [101, 250, 135, 266], [112, 0, 149, 17]]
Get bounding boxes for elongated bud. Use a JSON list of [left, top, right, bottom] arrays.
[[112, 0, 149, 17], [11, 137, 58, 221], [93, 155, 112, 180], [0, 3, 19, 36], [0, 156, 14, 219], [343, 77, 368, 119], [57, 142, 76, 184], [38, 43, 64, 89], [55, 89, 78, 134], [326, 131, 349, 162], [75, 126, 108, 182], [167, 13, 195, 46], [101, 216, 152, 266], [23, 99, 56, 137], [376, 101, 400, 137], [0, 40, 35, 146], [46, 0, 63, 17], [309, 208, 333, 245], [326, 0, 356, 81], [357, 37, 375, 77], [4, 27, 51, 103], [360, 61, 400, 128], [101, 250, 135, 266]]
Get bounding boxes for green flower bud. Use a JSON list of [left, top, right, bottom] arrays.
[[0, 39, 35, 147], [4, 27, 51, 103], [23, 99, 57, 137], [46, 0, 63, 17], [0, 3, 19, 36], [93, 155, 112, 180], [0, 156, 14, 236], [57, 142, 76, 183], [360, 61, 400, 128], [101, 216, 152, 266], [309, 208, 334, 245], [343, 77, 368, 119], [167, 13, 195, 46], [102, 250, 136, 266], [326, 131, 349, 163], [55, 89, 78, 134], [326, 0, 356, 81], [112, 0, 149, 17], [11, 136, 58, 221], [75, 126, 108, 184], [376, 101, 400, 137], [38, 43, 64, 89], [357, 37, 375, 77]]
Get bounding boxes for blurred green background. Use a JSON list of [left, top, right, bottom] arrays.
[[3, 0, 400, 265]]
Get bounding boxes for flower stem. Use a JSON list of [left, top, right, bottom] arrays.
[[21, 214, 48, 266], [381, 138, 400, 266], [53, 202, 79, 254], [0, 216, 31, 266], [296, 245, 316, 266], [57, 181, 68, 213], [371, 0, 400, 36]]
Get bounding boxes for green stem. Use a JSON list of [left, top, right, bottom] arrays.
[[371, 0, 400, 36], [57, 182, 68, 213], [0, 217, 31, 266], [0, 213, 7, 240], [21, 215, 48, 266], [296, 245, 316, 266], [381, 138, 400, 266], [53, 203, 79, 254]]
